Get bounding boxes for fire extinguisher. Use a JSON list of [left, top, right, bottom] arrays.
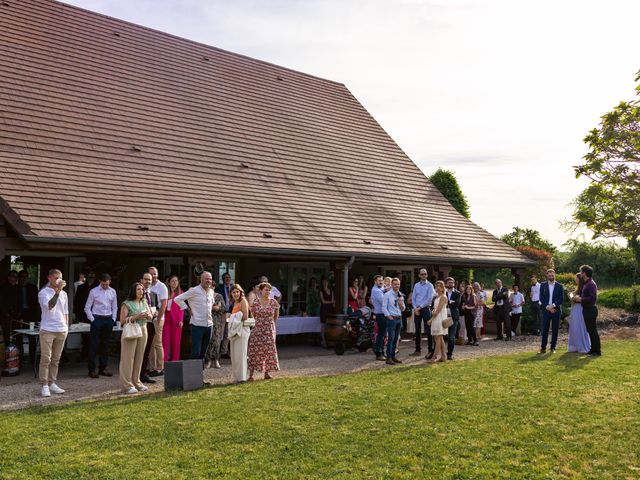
[[3, 341, 21, 376]]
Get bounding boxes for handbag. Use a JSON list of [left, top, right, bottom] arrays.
[[122, 322, 142, 340], [442, 317, 454, 329]]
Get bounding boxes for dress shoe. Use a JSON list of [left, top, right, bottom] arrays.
[[88, 371, 99, 378], [588, 352, 601, 357], [538, 349, 546, 354], [494, 337, 503, 341], [409, 351, 422, 356], [140, 375, 156, 384], [375, 355, 386, 361], [425, 351, 435, 360], [99, 368, 113, 377], [149, 369, 164, 377], [392, 358, 402, 364], [385, 359, 396, 365], [447, 355, 453, 361]]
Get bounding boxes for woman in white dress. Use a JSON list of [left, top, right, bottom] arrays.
[[228, 284, 251, 383], [472, 282, 486, 344], [428, 280, 449, 363]]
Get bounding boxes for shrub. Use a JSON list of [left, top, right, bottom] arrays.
[[627, 286, 640, 312], [556, 272, 577, 285], [598, 288, 631, 309]]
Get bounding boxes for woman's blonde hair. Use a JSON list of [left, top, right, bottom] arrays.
[[435, 280, 445, 292], [258, 282, 272, 291], [230, 283, 245, 299]]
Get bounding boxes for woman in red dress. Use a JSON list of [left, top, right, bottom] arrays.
[[248, 282, 280, 381]]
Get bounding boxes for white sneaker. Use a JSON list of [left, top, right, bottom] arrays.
[[125, 387, 138, 394], [213, 360, 221, 369], [49, 383, 65, 394], [511, 331, 517, 337], [136, 385, 149, 392], [41, 385, 51, 397]]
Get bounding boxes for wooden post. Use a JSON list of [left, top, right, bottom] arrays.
[[512, 268, 526, 288]]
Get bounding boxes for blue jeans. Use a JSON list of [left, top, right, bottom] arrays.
[[446, 317, 460, 358], [374, 313, 387, 355], [89, 315, 114, 372], [190, 325, 212, 361], [386, 317, 401, 359]]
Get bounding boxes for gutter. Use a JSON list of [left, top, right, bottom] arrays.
[[20, 235, 535, 268]]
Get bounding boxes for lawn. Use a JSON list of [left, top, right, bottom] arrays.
[[1, 341, 639, 480]]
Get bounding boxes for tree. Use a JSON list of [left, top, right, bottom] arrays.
[[429, 168, 470, 218], [501, 227, 557, 254], [572, 70, 640, 276]]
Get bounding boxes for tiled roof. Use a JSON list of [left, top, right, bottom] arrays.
[[0, 0, 532, 266]]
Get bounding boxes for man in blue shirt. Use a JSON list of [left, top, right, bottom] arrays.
[[382, 278, 405, 365], [370, 275, 386, 361], [411, 268, 434, 357]]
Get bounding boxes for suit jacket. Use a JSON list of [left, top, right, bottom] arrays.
[[215, 283, 233, 312], [74, 281, 99, 322], [540, 281, 564, 316], [446, 289, 462, 320], [492, 287, 512, 313]]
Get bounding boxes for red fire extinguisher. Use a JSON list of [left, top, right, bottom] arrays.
[[3, 341, 21, 376]]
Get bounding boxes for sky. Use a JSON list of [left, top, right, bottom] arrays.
[[63, 0, 640, 249]]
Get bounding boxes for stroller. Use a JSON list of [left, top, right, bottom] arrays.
[[334, 306, 375, 355]]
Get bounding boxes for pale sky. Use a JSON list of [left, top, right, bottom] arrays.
[[63, 0, 639, 248]]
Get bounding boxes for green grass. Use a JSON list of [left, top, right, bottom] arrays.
[[2, 341, 639, 480]]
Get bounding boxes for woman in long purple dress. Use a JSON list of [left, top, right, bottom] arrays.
[[568, 273, 591, 353]]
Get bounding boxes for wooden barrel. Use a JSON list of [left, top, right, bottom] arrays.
[[324, 313, 347, 348]]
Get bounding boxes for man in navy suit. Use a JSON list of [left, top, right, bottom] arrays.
[[539, 268, 564, 353]]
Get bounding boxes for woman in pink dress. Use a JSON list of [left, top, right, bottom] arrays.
[[248, 282, 280, 381], [162, 275, 184, 362]]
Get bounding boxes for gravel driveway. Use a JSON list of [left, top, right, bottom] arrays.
[[2, 328, 631, 412]]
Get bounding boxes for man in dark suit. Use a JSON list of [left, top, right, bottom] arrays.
[[492, 279, 512, 341], [445, 277, 462, 360], [215, 272, 233, 358], [539, 268, 564, 354]]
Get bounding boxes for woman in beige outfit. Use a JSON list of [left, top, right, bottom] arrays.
[[119, 282, 152, 394]]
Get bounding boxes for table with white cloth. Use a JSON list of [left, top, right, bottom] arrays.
[[15, 323, 123, 377], [276, 316, 322, 335]]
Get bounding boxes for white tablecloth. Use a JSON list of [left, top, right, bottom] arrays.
[[276, 316, 322, 335]]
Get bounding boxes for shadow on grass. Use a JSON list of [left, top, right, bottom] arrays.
[[514, 351, 594, 370], [553, 351, 594, 370]]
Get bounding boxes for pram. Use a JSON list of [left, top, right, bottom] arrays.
[[334, 306, 375, 355]]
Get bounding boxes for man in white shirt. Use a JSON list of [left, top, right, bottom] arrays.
[[175, 271, 215, 365], [509, 284, 525, 337], [529, 275, 542, 335], [147, 266, 168, 376], [84, 273, 118, 378], [259, 275, 282, 303], [37, 269, 69, 397]]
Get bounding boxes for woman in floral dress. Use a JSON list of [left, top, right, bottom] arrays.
[[248, 282, 280, 380]]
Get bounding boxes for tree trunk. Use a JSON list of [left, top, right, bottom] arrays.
[[628, 235, 640, 283]]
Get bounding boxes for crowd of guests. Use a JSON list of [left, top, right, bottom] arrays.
[[1, 263, 602, 397], [0, 267, 283, 397], [344, 265, 602, 364]]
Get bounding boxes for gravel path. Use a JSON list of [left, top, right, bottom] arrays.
[[2, 328, 633, 412]]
